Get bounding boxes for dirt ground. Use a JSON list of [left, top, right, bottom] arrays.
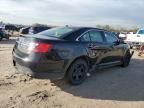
[[0, 38, 144, 108]]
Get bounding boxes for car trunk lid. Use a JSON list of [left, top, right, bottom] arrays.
[[13, 34, 60, 57]]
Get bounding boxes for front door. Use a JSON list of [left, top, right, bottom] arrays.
[[101, 31, 123, 63]]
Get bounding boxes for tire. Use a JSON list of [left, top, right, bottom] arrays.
[[66, 59, 88, 85], [121, 51, 131, 67]]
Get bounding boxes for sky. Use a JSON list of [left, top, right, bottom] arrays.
[[0, 0, 144, 28]]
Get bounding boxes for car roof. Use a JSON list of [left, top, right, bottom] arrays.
[[62, 27, 109, 41], [66, 26, 107, 32]]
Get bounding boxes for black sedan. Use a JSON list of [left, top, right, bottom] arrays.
[[12, 27, 133, 85]]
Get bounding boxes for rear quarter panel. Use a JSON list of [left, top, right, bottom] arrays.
[[51, 41, 89, 73]]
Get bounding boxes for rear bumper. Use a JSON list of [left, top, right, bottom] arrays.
[[12, 52, 65, 79]]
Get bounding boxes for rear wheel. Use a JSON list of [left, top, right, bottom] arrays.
[[66, 59, 88, 85], [121, 51, 131, 67]]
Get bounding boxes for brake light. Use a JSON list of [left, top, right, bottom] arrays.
[[31, 43, 52, 53]]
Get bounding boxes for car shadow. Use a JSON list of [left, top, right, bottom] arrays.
[[51, 58, 144, 101]]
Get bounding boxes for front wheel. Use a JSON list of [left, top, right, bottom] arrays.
[[121, 51, 131, 67], [66, 59, 88, 85]]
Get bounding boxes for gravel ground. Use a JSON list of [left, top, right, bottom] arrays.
[[0, 38, 144, 108]]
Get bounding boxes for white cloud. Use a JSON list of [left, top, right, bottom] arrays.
[[0, 0, 144, 27]]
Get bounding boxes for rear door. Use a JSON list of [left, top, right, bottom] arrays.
[[88, 30, 108, 65], [78, 30, 109, 65]]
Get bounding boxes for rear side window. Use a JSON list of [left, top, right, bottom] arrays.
[[89, 31, 103, 42], [105, 32, 118, 43]]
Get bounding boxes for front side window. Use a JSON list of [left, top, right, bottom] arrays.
[[105, 32, 118, 43], [89, 31, 103, 42]]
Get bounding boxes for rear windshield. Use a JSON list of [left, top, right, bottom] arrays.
[[38, 27, 75, 38]]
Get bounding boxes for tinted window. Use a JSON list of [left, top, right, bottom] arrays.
[[79, 33, 91, 42], [89, 31, 103, 42], [105, 32, 118, 43], [38, 27, 75, 38], [138, 30, 144, 34]]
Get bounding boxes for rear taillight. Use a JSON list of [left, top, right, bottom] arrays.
[[29, 42, 52, 53]]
